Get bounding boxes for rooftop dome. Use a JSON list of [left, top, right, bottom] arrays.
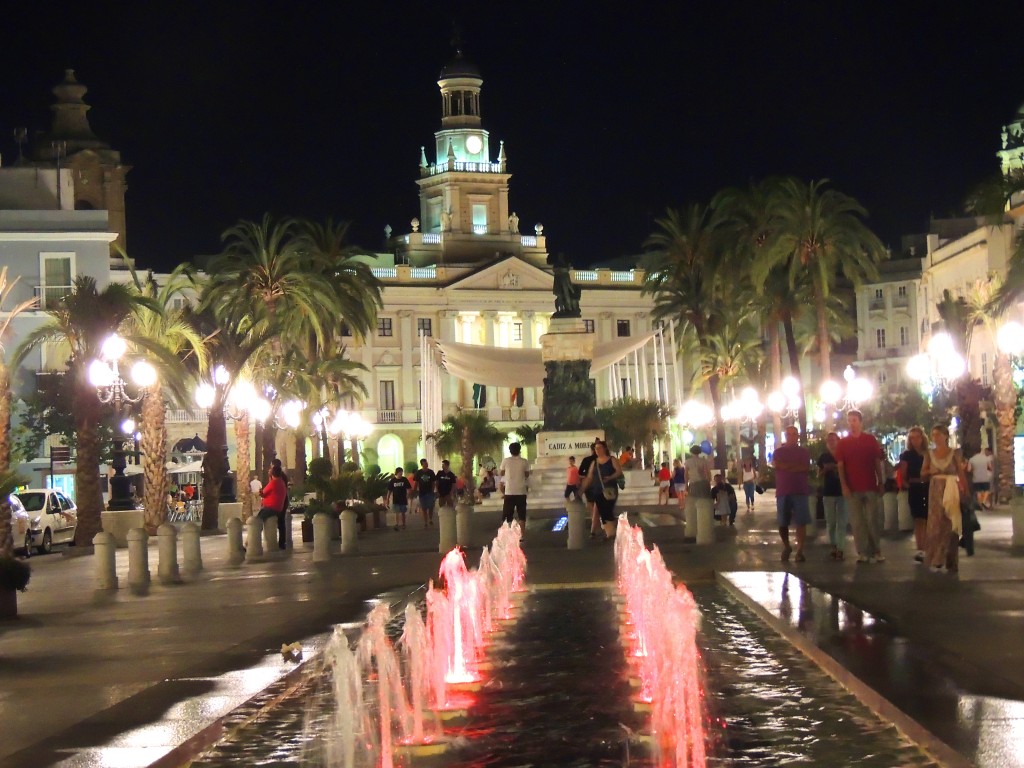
[[440, 51, 481, 80]]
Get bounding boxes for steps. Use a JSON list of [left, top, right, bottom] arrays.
[[471, 468, 661, 513]]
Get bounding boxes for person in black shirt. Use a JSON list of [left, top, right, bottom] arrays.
[[578, 442, 601, 537], [436, 459, 457, 509], [817, 432, 846, 560], [414, 458, 437, 527], [897, 426, 929, 562], [386, 467, 412, 530]]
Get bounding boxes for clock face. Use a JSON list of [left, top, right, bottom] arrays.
[[465, 135, 483, 155]]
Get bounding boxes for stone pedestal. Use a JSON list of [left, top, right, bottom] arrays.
[[101, 509, 145, 548], [538, 317, 600, 436]]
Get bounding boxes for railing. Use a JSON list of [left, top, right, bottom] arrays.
[[869, 299, 886, 311], [410, 266, 436, 279], [520, 235, 537, 247], [166, 409, 209, 423], [33, 284, 73, 309], [892, 296, 909, 308], [472, 225, 488, 235], [423, 161, 503, 176], [422, 233, 441, 244], [371, 267, 397, 279], [610, 270, 636, 283], [573, 270, 598, 282], [377, 410, 400, 424]]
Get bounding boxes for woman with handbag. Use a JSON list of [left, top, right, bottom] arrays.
[[921, 424, 968, 573], [581, 440, 624, 541]]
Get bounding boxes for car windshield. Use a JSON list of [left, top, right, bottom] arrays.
[[17, 492, 47, 512]]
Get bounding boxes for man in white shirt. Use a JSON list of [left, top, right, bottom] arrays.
[[249, 471, 263, 496], [968, 447, 994, 510], [499, 442, 531, 534]]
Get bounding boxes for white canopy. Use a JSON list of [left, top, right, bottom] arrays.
[[166, 460, 204, 474], [428, 333, 657, 387]]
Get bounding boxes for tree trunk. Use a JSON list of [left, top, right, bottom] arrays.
[[782, 316, 808, 443], [814, 290, 834, 431], [235, 417, 252, 520], [253, 421, 265, 479], [993, 351, 1016, 504], [0, 366, 13, 557], [461, 426, 476, 500], [707, 373, 727, 470], [349, 438, 360, 468], [767, 321, 783, 449], [262, 423, 278, 472], [141, 385, 169, 533], [73, 372, 104, 546], [294, 431, 307, 487], [953, 378, 986, 458], [201, 400, 227, 530], [337, 436, 347, 466]]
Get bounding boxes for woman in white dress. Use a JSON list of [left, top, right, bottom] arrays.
[[920, 424, 968, 573]]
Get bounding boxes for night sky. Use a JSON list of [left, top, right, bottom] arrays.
[[2, 3, 1022, 271]]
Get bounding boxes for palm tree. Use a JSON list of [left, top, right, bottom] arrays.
[[512, 423, 543, 457], [13, 277, 152, 546], [761, 178, 887, 385], [0, 469, 27, 559], [0, 269, 38, 557], [122, 265, 207, 532], [643, 205, 735, 468], [427, 409, 505, 497], [934, 289, 986, 457], [596, 398, 670, 468]]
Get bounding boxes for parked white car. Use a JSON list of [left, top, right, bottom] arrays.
[[13, 489, 78, 554], [7, 494, 32, 556]]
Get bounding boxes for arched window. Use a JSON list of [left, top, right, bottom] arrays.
[[376, 434, 404, 474]]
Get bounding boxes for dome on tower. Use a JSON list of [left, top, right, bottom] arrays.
[[440, 51, 481, 79]]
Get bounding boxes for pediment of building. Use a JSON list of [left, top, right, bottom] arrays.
[[447, 256, 552, 292]]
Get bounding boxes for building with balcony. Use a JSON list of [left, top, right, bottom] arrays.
[[855, 255, 924, 392]]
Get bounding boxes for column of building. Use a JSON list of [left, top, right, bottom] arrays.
[[482, 310, 502, 419], [399, 310, 417, 421], [521, 310, 541, 420], [440, 310, 460, 409]]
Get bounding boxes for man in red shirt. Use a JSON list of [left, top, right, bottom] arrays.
[[835, 409, 886, 563]]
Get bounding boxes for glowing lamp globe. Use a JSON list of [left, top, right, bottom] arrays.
[[130, 360, 157, 388], [781, 376, 801, 398], [100, 334, 127, 362], [229, 379, 257, 409], [847, 377, 873, 405], [311, 410, 324, 428], [766, 391, 787, 413], [906, 354, 930, 382], [280, 400, 303, 429], [996, 321, 1024, 356], [213, 365, 230, 386], [927, 333, 955, 358], [88, 359, 115, 388], [354, 417, 373, 439], [194, 382, 216, 409], [720, 403, 736, 421], [121, 418, 136, 434], [819, 380, 842, 404], [740, 387, 759, 405], [250, 398, 272, 423], [937, 353, 966, 382]]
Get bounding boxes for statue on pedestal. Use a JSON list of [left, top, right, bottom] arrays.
[[549, 253, 581, 318]]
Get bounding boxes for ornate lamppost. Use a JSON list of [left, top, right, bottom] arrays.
[[87, 334, 157, 511]]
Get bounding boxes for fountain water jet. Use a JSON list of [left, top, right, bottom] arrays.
[[615, 514, 707, 767]]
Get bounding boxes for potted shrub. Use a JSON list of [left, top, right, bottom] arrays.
[[353, 472, 390, 530], [0, 556, 30, 620]]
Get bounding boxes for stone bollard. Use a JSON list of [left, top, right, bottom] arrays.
[[805, 495, 818, 538], [1012, 496, 1024, 547], [566, 498, 586, 550], [897, 490, 913, 531], [157, 524, 180, 584], [882, 491, 898, 531], [227, 518, 244, 565], [695, 498, 715, 545], [684, 494, 698, 539], [438, 505, 457, 553], [126, 528, 150, 588], [263, 517, 277, 555], [340, 509, 359, 554], [93, 531, 118, 590], [246, 516, 264, 562], [313, 513, 332, 562], [181, 522, 202, 575], [456, 501, 472, 546]]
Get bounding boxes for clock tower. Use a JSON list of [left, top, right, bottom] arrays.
[[403, 51, 548, 268]]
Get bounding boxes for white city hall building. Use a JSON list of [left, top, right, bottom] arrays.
[[337, 52, 678, 472]]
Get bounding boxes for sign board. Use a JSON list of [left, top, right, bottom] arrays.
[[535, 430, 605, 459], [50, 446, 72, 463]]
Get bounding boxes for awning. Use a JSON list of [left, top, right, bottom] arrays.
[[167, 460, 204, 474], [428, 333, 656, 387]]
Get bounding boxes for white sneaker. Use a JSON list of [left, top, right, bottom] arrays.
[[856, 555, 869, 563], [871, 554, 886, 563]]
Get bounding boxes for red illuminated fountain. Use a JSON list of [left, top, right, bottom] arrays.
[[325, 521, 526, 767], [615, 515, 707, 767]]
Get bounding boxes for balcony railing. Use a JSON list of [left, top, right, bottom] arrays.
[[34, 284, 73, 309], [869, 299, 886, 311], [422, 161, 504, 176], [472, 225, 488, 235], [520, 235, 537, 247], [422, 233, 441, 244], [892, 296, 909, 308], [166, 409, 210, 423], [410, 266, 436, 279], [573, 270, 598, 282], [377, 410, 400, 423], [371, 267, 397, 279]]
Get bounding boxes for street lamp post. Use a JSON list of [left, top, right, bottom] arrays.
[[906, 332, 966, 397], [818, 365, 874, 426], [88, 334, 157, 511]]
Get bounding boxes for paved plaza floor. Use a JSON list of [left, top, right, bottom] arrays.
[[1, 492, 1022, 767]]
